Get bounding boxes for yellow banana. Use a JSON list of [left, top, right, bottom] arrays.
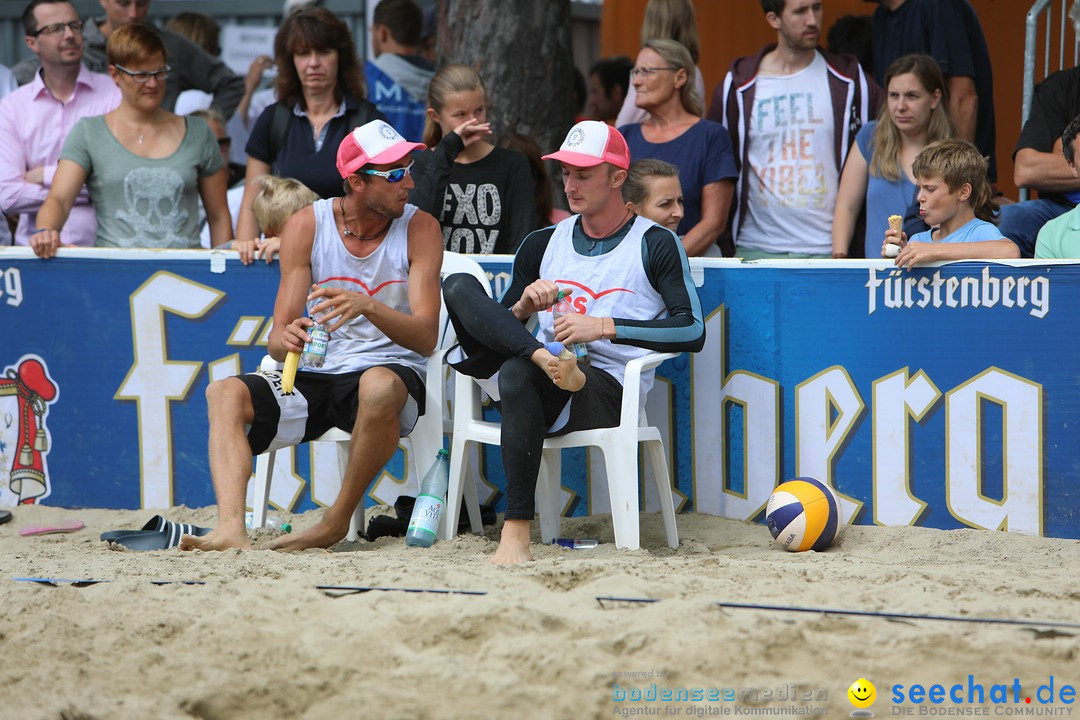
[[281, 351, 300, 393]]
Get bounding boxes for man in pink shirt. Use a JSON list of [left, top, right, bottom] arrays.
[[0, 0, 120, 248]]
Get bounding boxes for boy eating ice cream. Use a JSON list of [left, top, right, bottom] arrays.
[[882, 139, 1019, 269]]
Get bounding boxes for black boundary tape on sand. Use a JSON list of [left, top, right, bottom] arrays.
[[12, 579, 485, 595], [714, 601, 1080, 631], [594, 598, 1080, 631], [317, 585, 488, 598], [13, 577, 206, 586]]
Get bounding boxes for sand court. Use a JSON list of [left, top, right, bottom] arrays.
[[2, 503, 1077, 720]]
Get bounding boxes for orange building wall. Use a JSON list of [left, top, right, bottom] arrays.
[[601, 0, 1027, 199]]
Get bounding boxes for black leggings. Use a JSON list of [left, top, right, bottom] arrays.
[[442, 273, 622, 519]]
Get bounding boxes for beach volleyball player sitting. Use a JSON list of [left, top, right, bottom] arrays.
[[181, 119, 442, 552], [440, 120, 705, 564]]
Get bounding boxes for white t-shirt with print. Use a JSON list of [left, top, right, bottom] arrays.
[[738, 52, 838, 255]]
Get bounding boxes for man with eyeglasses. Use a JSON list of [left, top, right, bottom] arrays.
[[12, 0, 243, 121], [0, 0, 120, 249], [181, 119, 444, 552], [707, 0, 881, 259]]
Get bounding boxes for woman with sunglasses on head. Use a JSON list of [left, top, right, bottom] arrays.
[[34, 23, 230, 254], [619, 38, 736, 256], [408, 64, 536, 254], [233, 7, 386, 258]]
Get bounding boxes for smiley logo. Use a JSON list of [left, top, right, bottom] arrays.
[[848, 678, 876, 709]]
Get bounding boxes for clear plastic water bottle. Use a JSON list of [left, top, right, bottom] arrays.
[[244, 511, 292, 533], [551, 290, 589, 366], [405, 449, 451, 547], [300, 293, 330, 368]]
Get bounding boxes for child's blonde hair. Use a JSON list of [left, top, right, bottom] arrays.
[[252, 176, 318, 235], [423, 64, 485, 147], [911, 139, 997, 223]]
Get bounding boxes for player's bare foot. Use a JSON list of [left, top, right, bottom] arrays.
[[548, 352, 585, 392], [490, 519, 534, 564], [531, 345, 585, 392], [265, 520, 347, 551], [179, 526, 251, 551]]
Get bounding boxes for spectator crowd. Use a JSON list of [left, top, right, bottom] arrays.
[[1, 0, 1077, 263]]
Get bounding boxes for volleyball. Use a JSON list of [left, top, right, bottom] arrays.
[[766, 477, 843, 552]]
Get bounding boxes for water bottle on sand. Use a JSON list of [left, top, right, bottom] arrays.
[[405, 450, 451, 548]]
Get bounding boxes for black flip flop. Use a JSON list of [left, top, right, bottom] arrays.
[[100, 514, 166, 541], [101, 517, 211, 550], [0, 510, 12, 526]]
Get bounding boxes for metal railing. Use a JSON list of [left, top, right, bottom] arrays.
[[1023, 0, 1078, 199]]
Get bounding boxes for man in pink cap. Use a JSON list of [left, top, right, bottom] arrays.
[[183, 119, 443, 552], [441, 120, 705, 563]]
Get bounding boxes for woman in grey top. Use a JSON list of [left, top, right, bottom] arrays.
[[33, 23, 229, 256]]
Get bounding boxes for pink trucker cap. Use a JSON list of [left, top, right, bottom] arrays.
[[542, 120, 630, 170], [336, 119, 426, 178]]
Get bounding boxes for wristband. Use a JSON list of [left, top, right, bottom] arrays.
[[31, 228, 52, 235]]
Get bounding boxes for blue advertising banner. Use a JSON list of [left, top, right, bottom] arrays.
[[0, 249, 1072, 538]]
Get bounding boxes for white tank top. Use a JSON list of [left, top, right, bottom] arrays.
[[307, 198, 425, 379], [538, 214, 667, 393]]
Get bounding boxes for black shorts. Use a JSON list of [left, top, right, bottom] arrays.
[[238, 364, 425, 455]]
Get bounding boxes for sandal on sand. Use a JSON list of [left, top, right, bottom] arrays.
[[100, 514, 167, 541], [19, 519, 85, 536], [101, 516, 211, 551], [0, 510, 11, 526]]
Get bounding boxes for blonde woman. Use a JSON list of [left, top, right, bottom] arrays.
[[832, 54, 955, 258], [619, 39, 736, 256], [616, 0, 705, 127]]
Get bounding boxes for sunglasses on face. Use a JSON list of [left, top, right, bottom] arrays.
[[360, 161, 414, 183], [114, 64, 171, 83]]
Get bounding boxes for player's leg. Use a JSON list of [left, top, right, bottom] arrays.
[[180, 377, 257, 550], [269, 366, 415, 550]]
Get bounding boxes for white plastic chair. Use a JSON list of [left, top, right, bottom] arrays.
[[250, 251, 490, 541], [442, 351, 680, 549]]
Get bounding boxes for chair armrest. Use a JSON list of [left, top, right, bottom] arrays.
[[619, 352, 679, 428]]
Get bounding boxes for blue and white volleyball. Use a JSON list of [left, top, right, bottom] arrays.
[[766, 477, 843, 552]]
